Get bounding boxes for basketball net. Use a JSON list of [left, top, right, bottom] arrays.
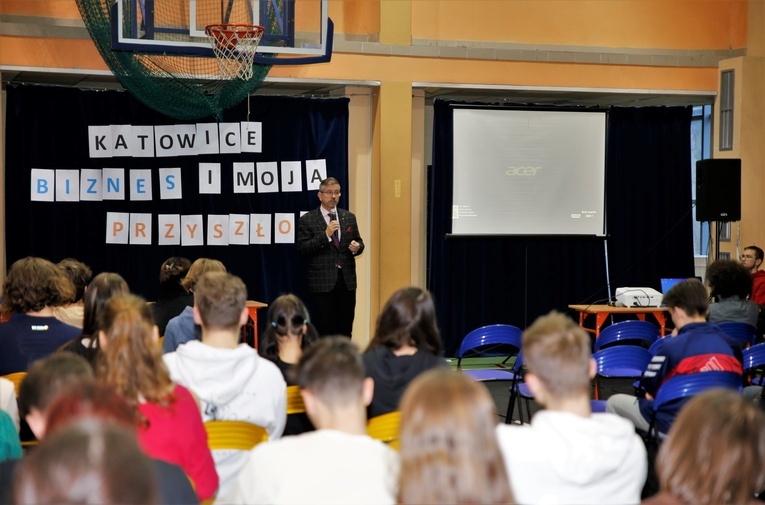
[[205, 24, 265, 80]]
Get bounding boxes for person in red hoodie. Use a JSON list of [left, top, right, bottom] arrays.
[[740, 245, 765, 305]]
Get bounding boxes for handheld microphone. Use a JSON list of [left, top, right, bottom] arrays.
[[330, 208, 339, 237]]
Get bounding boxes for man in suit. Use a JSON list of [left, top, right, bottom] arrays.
[[297, 177, 365, 338]]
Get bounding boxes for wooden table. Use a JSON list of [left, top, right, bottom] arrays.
[[568, 304, 669, 338], [246, 300, 268, 349]]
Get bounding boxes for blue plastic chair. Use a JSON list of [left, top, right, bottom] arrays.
[[632, 338, 667, 394], [457, 324, 522, 382], [647, 337, 665, 356], [648, 371, 742, 439], [594, 320, 660, 352], [716, 321, 757, 349], [504, 351, 534, 424], [743, 342, 765, 386], [505, 353, 611, 423], [592, 345, 652, 399]]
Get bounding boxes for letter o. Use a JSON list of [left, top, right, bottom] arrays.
[[159, 135, 173, 150], [260, 172, 275, 186]]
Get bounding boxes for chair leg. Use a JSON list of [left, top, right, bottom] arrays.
[[517, 395, 524, 424], [505, 386, 518, 424], [523, 397, 532, 424]]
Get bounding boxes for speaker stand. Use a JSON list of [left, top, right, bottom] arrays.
[[714, 221, 729, 261]]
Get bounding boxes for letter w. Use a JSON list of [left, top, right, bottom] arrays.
[[177, 133, 196, 149]]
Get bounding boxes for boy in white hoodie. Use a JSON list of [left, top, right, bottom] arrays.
[[495, 311, 647, 505], [163, 272, 286, 498]]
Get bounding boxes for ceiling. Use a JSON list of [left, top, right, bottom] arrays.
[[0, 69, 715, 108]]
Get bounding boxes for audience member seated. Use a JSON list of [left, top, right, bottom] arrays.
[[607, 279, 743, 436], [259, 294, 318, 436], [706, 259, 759, 328], [0, 354, 196, 505], [363, 287, 445, 418], [17, 354, 94, 441], [44, 382, 199, 505], [225, 337, 399, 505], [0, 379, 18, 434], [98, 294, 218, 501], [151, 257, 192, 336], [740, 245, 765, 305], [58, 272, 129, 368], [642, 389, 765, 505], [51, 258, 92, 329], [162, 258, 226, 353], [497, 311, 646, 505], [163, 272, 286, 496], [13, 419, 160, 505], [398, 368, 514, 504], [0, 257, 81, 375], [260, 294, 319, 382], [0, 413, 19, 464], [0, 353, 95, 504]]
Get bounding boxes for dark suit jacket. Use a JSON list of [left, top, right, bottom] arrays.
[[297, 207, 365, 293]]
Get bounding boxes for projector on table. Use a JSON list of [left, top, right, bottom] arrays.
[[614, 287, 663, 307]]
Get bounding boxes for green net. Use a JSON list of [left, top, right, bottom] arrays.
[[74, 0, 272, 120]]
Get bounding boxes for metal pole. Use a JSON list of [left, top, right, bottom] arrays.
[[604, 239, 614, 325]]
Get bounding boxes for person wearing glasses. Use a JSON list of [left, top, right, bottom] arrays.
[[739, 245, 765, 305], [297, 177, 365, 338]]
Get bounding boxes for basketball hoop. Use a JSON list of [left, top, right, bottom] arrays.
[[205, 24, 265, 80]]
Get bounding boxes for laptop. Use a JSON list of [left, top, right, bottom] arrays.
[[660, 278, 687, 295]]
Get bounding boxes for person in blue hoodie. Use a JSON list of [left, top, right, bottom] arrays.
[[607, 279, 742, 436]]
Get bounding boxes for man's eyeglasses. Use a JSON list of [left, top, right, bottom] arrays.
[[740, 254, 755, 259], [320, 190, 341, 196]]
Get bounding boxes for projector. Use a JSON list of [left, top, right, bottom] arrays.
[[615, 287, 663, 307]]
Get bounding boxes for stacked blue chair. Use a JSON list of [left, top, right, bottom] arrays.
[[592, 345, 651, 399], [457, 324, 522, 382], [743, 342, 765, 386], [716, 321, 757, 350], [631, 338, 667, 395], [647, 371, 742, 440], [594, 320, 660, 352]]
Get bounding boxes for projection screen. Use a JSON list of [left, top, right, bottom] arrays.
[[451, 106, 607, 236]]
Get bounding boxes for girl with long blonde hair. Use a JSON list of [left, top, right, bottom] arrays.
[[398, 368, 515, 504]]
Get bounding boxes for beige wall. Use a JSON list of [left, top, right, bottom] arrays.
[[0, 0, 756, 341], [715, 56, 765, 261], [715, 2, 765, 263], [411, 1, 747, 49]]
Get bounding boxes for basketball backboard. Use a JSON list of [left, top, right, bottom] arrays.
[[111, 0, 332, 65]]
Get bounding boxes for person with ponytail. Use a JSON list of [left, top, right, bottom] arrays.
[[59, 272, 129, 368], [97, 293, 218, 501], [259, 294, 319, 384], [259, 294, 319, 436]]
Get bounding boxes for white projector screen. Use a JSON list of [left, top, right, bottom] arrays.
[[451, 107, 607, 236]]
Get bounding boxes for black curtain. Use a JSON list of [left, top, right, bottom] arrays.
[[5, 85, 349, 318], [428, 101, 694, 356]]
